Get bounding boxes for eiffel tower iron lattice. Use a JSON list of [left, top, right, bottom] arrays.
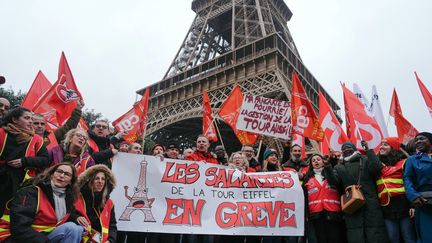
[[137, 0, 340, 152]]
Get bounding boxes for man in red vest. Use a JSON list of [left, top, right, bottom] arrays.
[[184, 134, 218, 164]]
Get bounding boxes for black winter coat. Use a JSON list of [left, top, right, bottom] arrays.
[[333, 150, 389, 243], [87, 130, 114, 168], [8, 181, 76, 243]]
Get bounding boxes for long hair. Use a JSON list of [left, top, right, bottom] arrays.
[[29, 162, 79, 201], [378, 149, 407, 166], [262, 154, 282, 172], [77, 164, 116, 209], [1, 106, 31, 127]]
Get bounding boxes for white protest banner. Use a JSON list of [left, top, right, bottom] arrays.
[[111, 153, 304, 236], [236, 95, 292, 139]]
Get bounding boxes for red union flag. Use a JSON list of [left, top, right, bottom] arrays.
[[33, 52, 83, 126], [390, 89, 418, 144], [113, 89, 150, 143], [218, 85, 258, 145], [291, 72, 324, 141], [203, 91, 218, 142], [319, 91, 349, 153], [415, 72, 432, 118], [22, 71, 52, 110], [342, 83, 383, 150]]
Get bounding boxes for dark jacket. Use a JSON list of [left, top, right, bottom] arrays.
[[43, 108, 82, 147], [0, 133, 49, 217], [282, 158, 308, 172], [333, 149, 389, 243], [8, 181, 76, 243], [87, 130, 114, 168]]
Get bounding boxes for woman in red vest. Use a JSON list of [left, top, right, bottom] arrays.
[[49, 128, 95, 176], [303, 154, 346, 243], [0, 106, 49, 217], [0, 162, 83, 242], [376, 137, 416, 243], [74, 164, 117, 243]]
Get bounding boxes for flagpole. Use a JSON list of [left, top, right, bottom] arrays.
[[254, 139, 263, 161], [214, 118, 226, 149]]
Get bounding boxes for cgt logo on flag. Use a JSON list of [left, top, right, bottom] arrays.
[[55, 75, 79, 103]]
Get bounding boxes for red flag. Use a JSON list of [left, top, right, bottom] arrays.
[[319, 91, 349, 153], [112, 89, 150, 143], [218, 85, 258, 145], [415, 72, 432, 118], [33, 52, 83, 126], [203, 91, 218, 142], [291, 72, 324, 141], [22, 71, 52, 110], [389, 89, 418, 144], [342, 84, 383, 151]]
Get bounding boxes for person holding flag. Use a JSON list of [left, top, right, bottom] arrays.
[[32, 100, 84, 149], [87, 120, 118, 168], [333, 141, 389, 243], [376, 137, 416, 243]]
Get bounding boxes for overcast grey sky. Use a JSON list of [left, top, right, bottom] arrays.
[[1, 0, 431, 134]]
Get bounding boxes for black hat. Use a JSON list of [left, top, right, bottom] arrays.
[[166, 141, 180, 150]]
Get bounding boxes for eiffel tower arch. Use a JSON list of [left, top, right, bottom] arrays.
[[137, 0, 340, 152]]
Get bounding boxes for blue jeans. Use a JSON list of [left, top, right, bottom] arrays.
[[47, 222, 83, 243], [384, 217, 416, 243]]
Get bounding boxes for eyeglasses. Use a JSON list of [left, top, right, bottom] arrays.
[[55, 169, 73, 178], [242, 150, 254, 153], [95, 124, 108, 130], [33, 122, 46, 126], [74, 133, 88, 140]]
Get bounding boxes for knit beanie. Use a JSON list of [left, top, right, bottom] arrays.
[[341, 142, 357, 151], [263, 149, 277, 160], [382, 137, 401, 151]]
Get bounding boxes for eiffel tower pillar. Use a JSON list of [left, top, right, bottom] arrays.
[[137, 0, 340, 154]]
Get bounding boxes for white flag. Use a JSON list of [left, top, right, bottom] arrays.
[[370, 85, 389, 137], [353, 83, 370, 115]]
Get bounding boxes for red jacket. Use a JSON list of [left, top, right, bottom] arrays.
[[185, 151, 218, 164]]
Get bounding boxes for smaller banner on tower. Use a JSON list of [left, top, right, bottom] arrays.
[[236, 95, 292, 139]]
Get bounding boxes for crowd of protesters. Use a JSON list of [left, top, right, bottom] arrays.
[[0, 98, 431, 243]]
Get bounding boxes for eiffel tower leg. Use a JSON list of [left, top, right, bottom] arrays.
[[119, 208, 134, 221], [143, 209, 156, 222]]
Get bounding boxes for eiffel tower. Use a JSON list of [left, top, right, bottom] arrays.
[[137, 0, 340, 152]]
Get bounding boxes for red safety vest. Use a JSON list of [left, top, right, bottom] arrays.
[[75, 156, 91, 176], [305, 177, 341, 214], [74, 194, 113, 243], [0, 186, 70, 242], [0, 128, 44, 180], [376, 159, 406, 206]]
